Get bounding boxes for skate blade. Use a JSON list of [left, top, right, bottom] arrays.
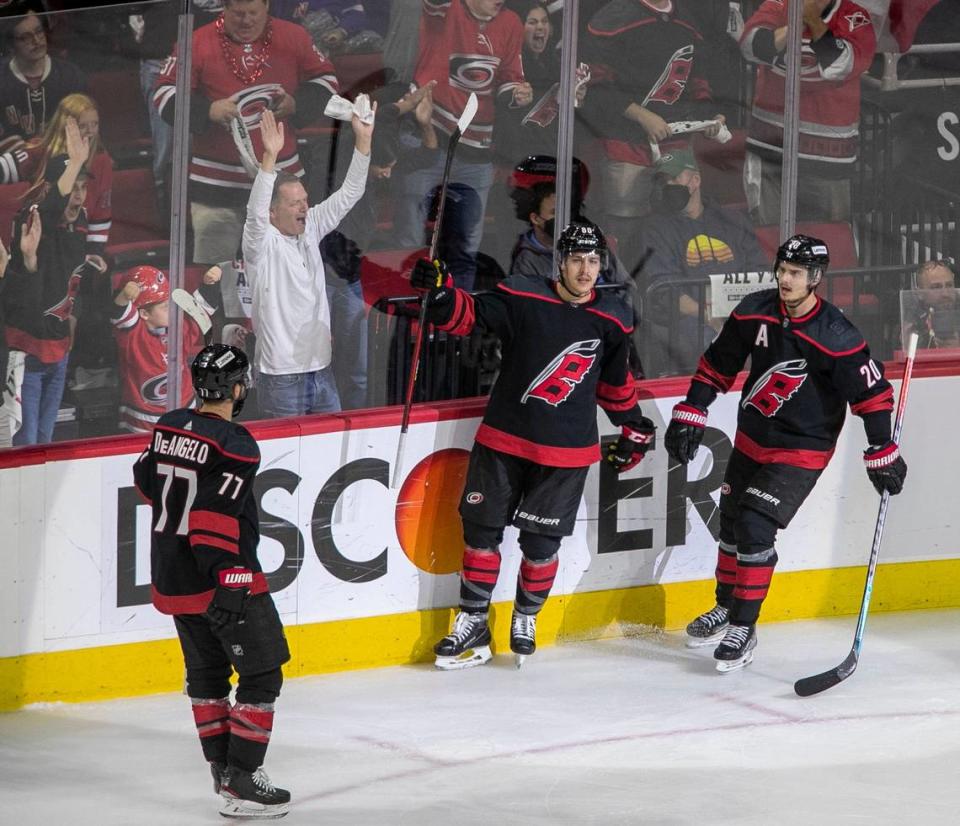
[[219, 798, 290, 819], [434, 645, 492, 671], [685, 631, 727, 649], [715, 649, 755, 673], [515, 653, 526, 669]]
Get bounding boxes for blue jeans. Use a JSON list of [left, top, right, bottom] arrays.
[[140, 58, 172, 187], [13, 354, 68, 446], [393, 152, 493, 291], [257, 368, 341, 419], [326, 278, 368, 410]]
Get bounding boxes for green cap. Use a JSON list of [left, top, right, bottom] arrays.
[[655, 148, 699, 179]]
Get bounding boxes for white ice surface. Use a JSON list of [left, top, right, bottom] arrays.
[[3, 610, 960, 825]]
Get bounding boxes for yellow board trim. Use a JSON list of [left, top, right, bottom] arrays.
[[3, 558, 960, 711]]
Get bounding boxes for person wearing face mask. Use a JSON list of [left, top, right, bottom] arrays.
[[638, 148, 766, 375]]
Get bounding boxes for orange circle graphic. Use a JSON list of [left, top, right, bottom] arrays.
[[395, 448, 470, 574]]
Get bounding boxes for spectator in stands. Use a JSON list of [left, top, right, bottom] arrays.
[[0, 5, 88, 149], [740, 0, 877, 225], [245, 108, 373, 419], [0, 92, 112, 254], [1, 119, 102, 446], [392, 0, 532, 291], [110, 264, 221, 433], [319, 80, 437, 410], [638, 147, 767, 375], [494, 0, 566, 163], [905, 260, 960, 351], [580, 0, 722, 279], [271, 0, 387, 55], [154, 0, 339, 266]]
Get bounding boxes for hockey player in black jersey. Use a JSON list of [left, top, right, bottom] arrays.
[[410, 223, 656, 668], [133, 344, 291, 819], [664, 234, 908, 673]]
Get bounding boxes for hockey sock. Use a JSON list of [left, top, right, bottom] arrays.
[[227, 702, 275, 772], [714, 540, 738, 607], [732, 546, 778, 624], [515, 554, 559, 615], [191, 697, 231, 764], [515, 533, 561, 615], [459, 546, 501, 613]]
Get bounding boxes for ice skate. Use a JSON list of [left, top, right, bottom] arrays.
[[210, 761, 227, 794], [713, 623, 757, 673], [510, 611, 537, 669], [219, 766, 290, 819], [685, 604, 730, 648], [434, 611, 492, 670]]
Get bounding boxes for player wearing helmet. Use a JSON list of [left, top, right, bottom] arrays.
[[110, 265, 224, 433], [410, 222, 656, 669], [133, 343, 291, 819], [663, 234, 907, 672]]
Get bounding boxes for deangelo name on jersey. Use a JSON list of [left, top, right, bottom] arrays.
[[153, 431, 210, 464]]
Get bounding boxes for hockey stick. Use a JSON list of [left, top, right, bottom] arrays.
[[391, 93, 479, 489], [794, 332, 919, 697], [172, 288, 213, 337]]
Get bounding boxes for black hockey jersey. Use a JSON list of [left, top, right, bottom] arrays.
[[133, 408, 269, 615], [686, 289, 893, 467], [430, 276, 644, 467], [581, 0, 713, 165]]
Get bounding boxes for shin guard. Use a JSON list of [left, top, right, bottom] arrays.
[[459, 546, 501, 613], [227, 702, 275, 773], [714, 540, 738, 607], [191, 697, 231, 764]]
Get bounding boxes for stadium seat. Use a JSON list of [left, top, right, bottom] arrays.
[[0, 182, 29, 246], [87, 70, 152, 168], [359, 248, 428, 309], [754, 221, 877, 309], [331, 51, 386, 98], [107, 167, 166, 254]]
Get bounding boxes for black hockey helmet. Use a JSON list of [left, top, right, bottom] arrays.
[[775, 234, 830, 286], [557, 221, 607, 262], [508, 154, 589, 216], [191, 343, 250, 416]]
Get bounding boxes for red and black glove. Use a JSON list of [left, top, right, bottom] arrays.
[[664, 402, 708, 465], [411, 257, 452, 291], [863, 441, 907, 496], [205, 567, 253, 626], [605, 418, 656, 472]]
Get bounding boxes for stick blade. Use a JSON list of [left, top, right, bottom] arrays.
[[172, 288, 212, 335], [794, 651, 858, 697], [456, 92, 479, 134]]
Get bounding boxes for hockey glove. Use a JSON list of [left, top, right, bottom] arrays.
[[205, 567, 253, 626], [411, 257, 451, 291], [863, 441, 907, 496], [664, 402, 708, 465], [605, 418, 656, 472]]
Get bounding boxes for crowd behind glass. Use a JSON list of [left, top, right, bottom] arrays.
[[0, 0, 957, 448]]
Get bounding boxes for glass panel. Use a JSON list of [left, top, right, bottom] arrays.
[[0, 1, 178, 447], [573, 1, 756, 378]]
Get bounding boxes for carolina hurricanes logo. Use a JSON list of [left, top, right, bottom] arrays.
[[234, 83, 284, 129], [742, 359, 808, 417], [449, 54, 500, 94], [522, 340, 599, 407], [44, 268, 84, 322], [645, 45, 693, 106], [141, 374, 168, 405], [844, 11, 869, 31]]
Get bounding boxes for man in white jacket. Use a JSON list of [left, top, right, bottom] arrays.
[[244, 108, 373, 418]]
